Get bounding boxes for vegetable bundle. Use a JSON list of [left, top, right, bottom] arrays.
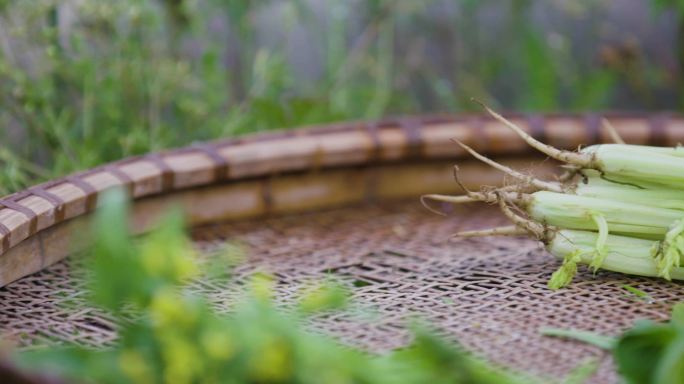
[[425, 105, 684, 289]]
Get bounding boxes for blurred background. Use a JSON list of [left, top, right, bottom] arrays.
[[0, 0, 682, 193]]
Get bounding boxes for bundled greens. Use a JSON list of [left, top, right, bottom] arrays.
[[425, 104, 684, 289]]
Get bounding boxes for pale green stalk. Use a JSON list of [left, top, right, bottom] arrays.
[[527, 191, 683, 238], [579, 144, 684, 188], [529, 191, 684, 278], [547, 230, 684, 289], [598, 173, 684, 190], [574, 183, 684, 210], [581, 144, 684, 158]]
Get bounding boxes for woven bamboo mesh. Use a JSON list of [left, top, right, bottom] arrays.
[[1, 113, 684, 382]]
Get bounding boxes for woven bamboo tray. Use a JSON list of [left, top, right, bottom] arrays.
[[2, 113, 684, 383]]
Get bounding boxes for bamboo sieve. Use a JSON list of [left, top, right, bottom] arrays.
[[1, 112, 684, 383]]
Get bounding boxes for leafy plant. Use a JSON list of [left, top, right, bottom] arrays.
[[613, 304, 684, 384], [544, 303, 684, 383], [0, 1, 680, 194]]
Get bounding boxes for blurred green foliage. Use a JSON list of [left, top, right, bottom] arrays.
[[545, 303, 684, 384], [613, 305, 684, 384], [12, 189, 534, 384], [0, 0, 681, 193]]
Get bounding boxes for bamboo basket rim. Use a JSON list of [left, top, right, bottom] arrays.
[[0, 111, 683, 288]]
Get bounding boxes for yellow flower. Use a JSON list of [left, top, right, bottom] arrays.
[[249, 338, 292, 382], [201, 328, 235, 361], [139, 229, 198, 282], [298, 282, 347, 313], [171, 250, 199, 281], [119, 349, 154, 384], [249, 273, 275, 301], [160, 335, 203, 384], [149, 288, 198, 328], [140, 243, 167, 276]]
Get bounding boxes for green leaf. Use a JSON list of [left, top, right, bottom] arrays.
[[622, 284, 653, 301], [541, 328, 616, 350], [548, 250, 584, 290], [570, 70, 616, 110], [614, 322, 676, 384], [673, 303, 684, 326], [521, 30, 558, 111], [87, 188, 141, 312], [14, 347, 125, 383], [298, 281, 349, 314], [654, 334, 684, 384]]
